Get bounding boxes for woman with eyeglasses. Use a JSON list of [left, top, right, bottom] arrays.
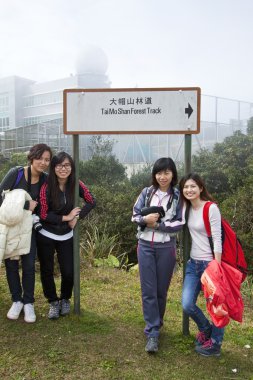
[[37, 151, 96, 320]]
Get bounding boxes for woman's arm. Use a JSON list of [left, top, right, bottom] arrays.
[[0, 168, 19, 205], [209, 204, 222, 263], [78, 180, 96, 219], [131, 187, 149, 227]]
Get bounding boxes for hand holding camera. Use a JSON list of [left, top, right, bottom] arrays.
[[140, 206, 165, 230]]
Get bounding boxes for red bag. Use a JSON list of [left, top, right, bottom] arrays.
[[203, 202, 248, 282]]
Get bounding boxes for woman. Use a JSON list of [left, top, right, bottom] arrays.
[[132, 157, 184, 353], [37, 151, 96, 320], [0, 144, 52, 323], [179, 173, 224, 357]]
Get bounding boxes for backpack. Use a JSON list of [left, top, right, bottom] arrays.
[[203, 201, 248, 282], [144, 185, 174, 210], [12, 167, 24, 189]]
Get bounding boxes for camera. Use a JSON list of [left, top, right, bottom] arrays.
[[140, 206, 165, 231], [141, 206, 165, 221], [32, 214, 42, 232]]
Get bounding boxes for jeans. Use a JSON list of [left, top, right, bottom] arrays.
[[5, 230, 37, 305], [37, 233, 74, 303], [138, 239, 176, 338], [182, 258, 224, 345]]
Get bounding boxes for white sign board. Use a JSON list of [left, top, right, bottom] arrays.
[[63, 87, 201, 134]]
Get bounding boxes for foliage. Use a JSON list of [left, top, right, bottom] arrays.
[[0, 269, 252, 380], [79, 155, 127, 188], [192, 129, 253, 198], [220, 186, 253, 269], [192, 148, 229, 199], [80, 223, 121, 265], [129, 164, 152, 192], [213, 131, 253, 191], [0, 152, 27, 182], [94, 255, 120, 268], [247, 116, 253, 135], [80, 182, 138, 263], [88, 135, 115, 158]]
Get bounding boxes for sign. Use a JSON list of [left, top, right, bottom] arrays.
[[63, 87, 201, 134]]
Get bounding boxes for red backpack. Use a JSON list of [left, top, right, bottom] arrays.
[[203, 202, 248, 282]]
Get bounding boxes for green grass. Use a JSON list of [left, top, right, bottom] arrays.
[[0, 266, 252, 380]]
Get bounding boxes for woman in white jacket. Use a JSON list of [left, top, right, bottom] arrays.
[[0, 144, 52, 323]]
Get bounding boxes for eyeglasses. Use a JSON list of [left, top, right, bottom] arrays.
[[55, 163, 72, 170]]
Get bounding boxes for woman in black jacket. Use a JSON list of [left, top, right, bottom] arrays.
[[37, 151, 96, 319], [0, 143, 52, 323]]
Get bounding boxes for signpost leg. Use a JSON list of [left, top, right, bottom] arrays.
[[182, 134, 192, 335], [73, 135, 80, 314]]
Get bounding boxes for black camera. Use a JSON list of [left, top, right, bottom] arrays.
[[32, 215, 42, 232], [141, 206, 165, 220], [140, 206, 165, 231]]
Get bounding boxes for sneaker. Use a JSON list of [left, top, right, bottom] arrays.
[[145, 337, 159, 353], [195, 328, 212, 346], [7, 301, 24, 320], [24, 303, 36, 323], [48, 301, 60, 320], [60, 299, 70, 316], [195, 339, 221, 357]]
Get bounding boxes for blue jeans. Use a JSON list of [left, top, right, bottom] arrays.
[[138, 239, 176, 338], [5, 230, 37, 305], [182, 258, 224, 345]]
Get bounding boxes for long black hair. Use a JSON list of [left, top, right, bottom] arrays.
[[48, 151, 75, 210]]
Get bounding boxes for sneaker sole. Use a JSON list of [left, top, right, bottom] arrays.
[[24, 318, 36, 323], [7, 315, 20, 320], [196, 349, 221, 357]]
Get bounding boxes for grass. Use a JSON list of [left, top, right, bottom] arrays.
[[0, 266, 253, 380]]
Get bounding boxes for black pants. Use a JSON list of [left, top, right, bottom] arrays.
[[37, 233, 74, 303], [5, 230, 37, 304]]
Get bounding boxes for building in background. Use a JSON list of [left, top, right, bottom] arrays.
[[0, 46, 253, 171]]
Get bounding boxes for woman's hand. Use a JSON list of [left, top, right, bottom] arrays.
[[144, 213, 159, 228], [62, 207, 81, 222], [29, 200, 38, 212], [214, 253, 222, 264], [68, 218, 77, 229]]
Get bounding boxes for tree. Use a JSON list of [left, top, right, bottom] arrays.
[[213, 131, 253, 191], [79, 155, 127, 188], [192, 148, 229, 199], [247, 116, 253, 135], [129, 164, 152, 191], [88, 135, 115, 158], [0, 152, 27, 182]]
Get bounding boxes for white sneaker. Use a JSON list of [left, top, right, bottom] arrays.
[[24, 303, 36, 323], [7, 301, 24, 320]]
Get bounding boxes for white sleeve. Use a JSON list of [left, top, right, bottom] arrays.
[[209, 203, 222, 254]]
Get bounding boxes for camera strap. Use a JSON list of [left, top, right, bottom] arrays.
[[145, 185, 174, 211]]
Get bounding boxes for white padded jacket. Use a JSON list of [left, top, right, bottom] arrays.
[[0, 189, 33, 264]]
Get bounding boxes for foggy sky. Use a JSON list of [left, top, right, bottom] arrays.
[[0, 0, 252, 102]]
